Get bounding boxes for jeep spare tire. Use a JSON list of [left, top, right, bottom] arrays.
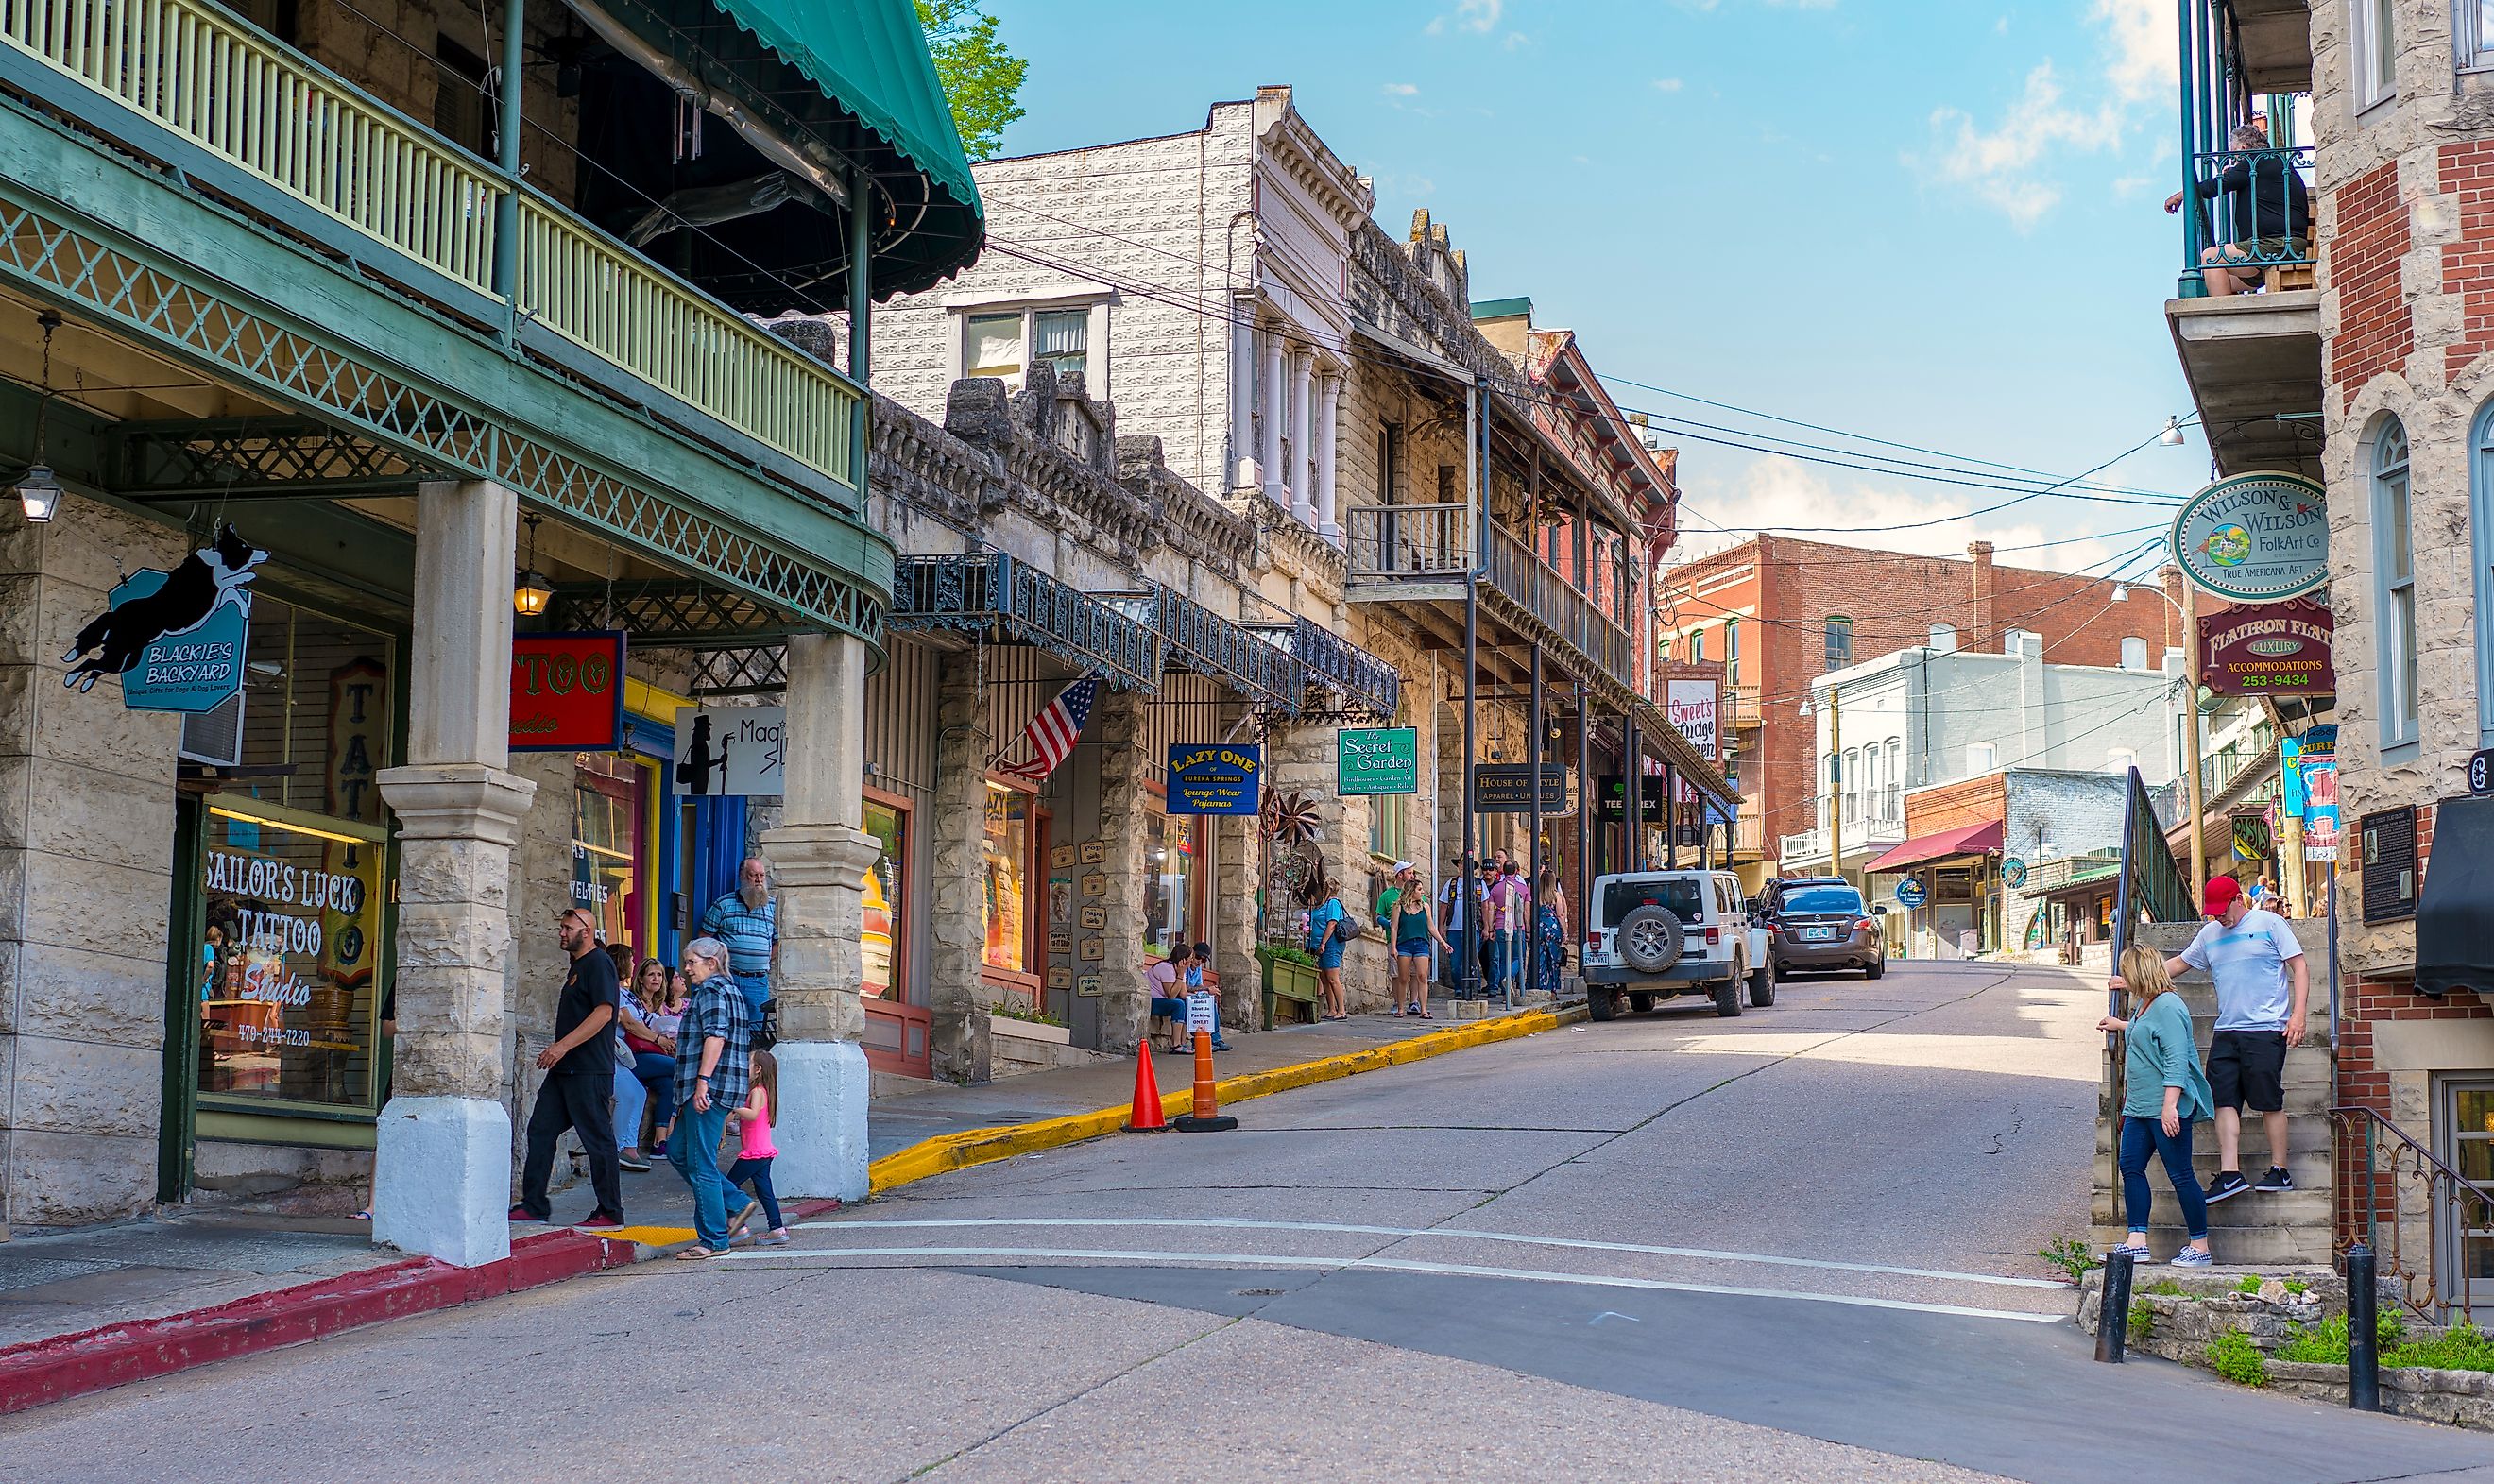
[[1616, 905, 1685, 974]]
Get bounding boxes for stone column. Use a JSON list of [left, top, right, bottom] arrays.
[[927, 651, 991, 1082], [1315, 369, 1343, 540], [1288, 350, 1316, 525], [1093, 688, 1153, 1052], [1229, 316, 1257, 490], [1258, 332, 1288, 507], [1211, 811, 1261, 1031], [372, 479, 538, 1269], [759, 631, 879, 1200]]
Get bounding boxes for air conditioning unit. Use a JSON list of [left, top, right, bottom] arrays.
[[179, 691, 245, 767]]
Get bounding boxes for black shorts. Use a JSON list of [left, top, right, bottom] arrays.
[[2207, 1030, 2288, 1114]]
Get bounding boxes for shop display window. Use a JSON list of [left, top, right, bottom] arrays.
[[1145, 808, 1200, 960], [863, 798, 908, 999], [983, 781, 1033, 974], [573, 754, 646, 960]]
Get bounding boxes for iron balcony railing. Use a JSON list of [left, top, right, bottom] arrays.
[[1343, 501, 1471, 578], [889, 553, 1161, 692], [2178, 145, 2315, 295], [2332, 1104, 2491, 1325], [1341, 500, 1631, 692], [1485, 523, 1631, 686], [1, 0, 861, 495], [1285, 615, 1400, 720], [1101, 588, 1305, 715]]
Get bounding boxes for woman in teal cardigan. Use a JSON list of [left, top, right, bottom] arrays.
[[2101, 944, 2215, 1265]]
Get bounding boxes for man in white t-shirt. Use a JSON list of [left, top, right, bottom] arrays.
[[2116, 873, 2307, 1205]]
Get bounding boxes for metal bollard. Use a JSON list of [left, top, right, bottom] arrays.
[[2094, 1249, 2135, 1364], [2347, 1242, 2380, 1412]]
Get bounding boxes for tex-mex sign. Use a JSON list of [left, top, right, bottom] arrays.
[[2198, 597, 2332, 698], [2171, 471, 2328, 603]]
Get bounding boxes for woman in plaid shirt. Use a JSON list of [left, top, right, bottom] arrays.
[[669, 935, 753, 1259]]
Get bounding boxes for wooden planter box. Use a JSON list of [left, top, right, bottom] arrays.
[[1262, 957, 1322, 1028]]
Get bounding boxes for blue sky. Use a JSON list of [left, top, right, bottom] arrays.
[[982, 0, 2203, 577]]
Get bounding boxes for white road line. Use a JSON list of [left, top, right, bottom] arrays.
[[788, 1217, 2066, 1291], [720, 1245, 2065, 1323]]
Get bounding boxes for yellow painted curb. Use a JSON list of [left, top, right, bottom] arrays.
[[864, 1005, 1585, 1196]]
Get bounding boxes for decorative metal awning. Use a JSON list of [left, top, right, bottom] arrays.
[[888, 553, 1159, 692], [1279, 616, 1402, 722], [1102, 588, 1305, 716]]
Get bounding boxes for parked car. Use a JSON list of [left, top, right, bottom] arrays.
[[1764, 877, 1886, 979], [1580, 869, 1774, 1020]]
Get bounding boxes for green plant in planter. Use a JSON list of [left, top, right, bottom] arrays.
[[2206, 1328, 2269, 1387], [2278, 1310, 2407, 1366], [2387, 1321, 2494, 1374], [990, 1003, 1066, 1029], [2037, 1236, 2097, 1282], [2127, 1299, 2155, 1344], [1256, 943, 1317, 968]]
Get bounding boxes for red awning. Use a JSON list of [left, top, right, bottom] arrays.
[[1864, 820, 2005, 874]]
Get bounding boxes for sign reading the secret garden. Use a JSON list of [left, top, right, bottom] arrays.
[[2170, 472, 2328, 603], [1336, 727, 1419, 795]]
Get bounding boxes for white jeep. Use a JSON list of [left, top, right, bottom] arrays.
[[1580, 869, 1775, 1021]]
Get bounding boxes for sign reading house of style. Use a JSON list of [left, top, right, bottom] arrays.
[[2170, 471, 2329, 602], [1167, 743, 1262, 815], [509, 631, 626, 751], [672, 704, 785, 796], [62, 523, 266, 712], [1474, 763, 1571, 814], [1336, 727, 1420, 795], [2198, 597, 2333, 697], [1666, 680, 1721, 761]]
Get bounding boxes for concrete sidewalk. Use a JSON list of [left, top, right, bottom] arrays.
[[0, 997, 1572, 1409]]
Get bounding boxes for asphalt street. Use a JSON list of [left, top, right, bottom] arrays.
[[9, 959, 2492, 1483]]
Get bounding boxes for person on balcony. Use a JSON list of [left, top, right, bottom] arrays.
[[2164, 122, 2310, 298]]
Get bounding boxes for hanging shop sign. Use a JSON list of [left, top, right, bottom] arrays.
[[1336, 727, 1420, 795], [2197, 597, 2332, 697], [1594, 773, 1666, 824], [1894, 876, 1929, 909], [63, 523, 265, 712], [2001, 858, 2028, 891], [671, 704, 786, 796], [1475, 763, 1571, 814], [510, 631, 625, 751], [2299, 725, 2340, 862], [2170, 472, 2328, 603], [1167, 743, 1262, 815], [1666, 680, 1721, 761], [2468, 747, 2494, 797]]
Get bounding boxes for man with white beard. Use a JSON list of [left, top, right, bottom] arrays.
[[700, 856, 777, 1021]]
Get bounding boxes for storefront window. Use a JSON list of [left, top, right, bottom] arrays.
[[573, 754, 645, 959], [198, 798, 388, 1108], [982, 782, 1032, 974], [863, 798, 907, 999], [1146, 809, 1199, 960]]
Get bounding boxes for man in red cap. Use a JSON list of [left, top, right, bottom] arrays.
[[2113, 872, 2307, 1206]]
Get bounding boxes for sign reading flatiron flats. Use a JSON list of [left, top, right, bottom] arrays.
[[2171, 471, 2328, 603]]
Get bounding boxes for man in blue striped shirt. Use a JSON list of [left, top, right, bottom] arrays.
[[700, 857, 777, 1017]]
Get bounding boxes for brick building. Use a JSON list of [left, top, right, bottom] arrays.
[[1657, 536, 2194, 889]]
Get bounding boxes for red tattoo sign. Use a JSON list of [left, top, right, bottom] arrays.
[[510, 631, 627, 751], [2197, 598, 2332, 698]]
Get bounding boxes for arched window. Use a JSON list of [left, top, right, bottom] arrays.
[[2120, 637, 2148, 671], [2373, 418, 2418, 751]]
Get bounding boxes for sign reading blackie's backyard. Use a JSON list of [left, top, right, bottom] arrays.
[[2170, 471, 2328, 602]]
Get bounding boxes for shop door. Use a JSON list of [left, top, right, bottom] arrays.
[[860, 794, 929, 1077], [2438, 1077, 2494, 1318], [158, 795, 206, 1203]]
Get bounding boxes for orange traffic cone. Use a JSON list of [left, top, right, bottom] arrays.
[[1174, 1029, 1237, 1133], [1125, 1038, 1170, 1132]]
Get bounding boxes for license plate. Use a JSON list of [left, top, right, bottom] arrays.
[[1801, 927, 1836, 942]]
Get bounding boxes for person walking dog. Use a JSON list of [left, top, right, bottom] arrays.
[[2098, 945, 2215, 1266]]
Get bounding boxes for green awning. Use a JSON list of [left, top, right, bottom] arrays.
[[706, 0, 981, 226]]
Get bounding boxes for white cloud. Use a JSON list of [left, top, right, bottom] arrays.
[[1425, 0, 1502, 35], [2094, 0, 2176, 104], [1670, 455, 2128, 572], [1653, 77, 1685, 93], [1382, 82, 1420, 96]]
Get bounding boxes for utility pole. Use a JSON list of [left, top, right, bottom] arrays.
[[2180, 582, 2208, 905], [1827, 686, 1844, 887]]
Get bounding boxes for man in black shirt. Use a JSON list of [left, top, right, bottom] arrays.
[[2166, 121, 2312, 298], [510, 906, 625, 1227]]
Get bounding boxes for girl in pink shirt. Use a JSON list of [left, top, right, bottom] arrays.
[[724, 1049, 787, 1246]]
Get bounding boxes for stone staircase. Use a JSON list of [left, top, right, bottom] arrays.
[[2090, 918, 2334, 1265]]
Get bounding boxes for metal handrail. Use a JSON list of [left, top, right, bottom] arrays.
[[1342, 501, 1470, 578], [1487, 523, 1631, 682], [2179, 145, 2315, 289], [2331, 1103, 2492, 1324]]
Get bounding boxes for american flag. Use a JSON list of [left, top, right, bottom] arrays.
[[996, 675, 1100, 781]]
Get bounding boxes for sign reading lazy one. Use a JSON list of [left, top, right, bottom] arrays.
[[1167, 744, 1261, 815], [2171, 472, 2328, 603]]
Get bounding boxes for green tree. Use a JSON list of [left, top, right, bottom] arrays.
[[917, 0, 1026, 162]]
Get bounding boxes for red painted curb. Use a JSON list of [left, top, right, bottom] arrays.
[[0, 1228, 634, 1417]]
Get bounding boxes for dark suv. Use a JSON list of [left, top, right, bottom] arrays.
[[1762, 878, 1886, 979]]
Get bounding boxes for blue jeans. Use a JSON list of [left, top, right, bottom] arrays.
[[669, 1100, 734, 1250], [726, 1154, 781, 1232], [633, 1050, 676, 1129], [2119, 1114, 2209, 1240], [611, 1063, 646, 1151]]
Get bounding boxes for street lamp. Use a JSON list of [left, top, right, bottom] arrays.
[[2111, 578, 2208, 901]]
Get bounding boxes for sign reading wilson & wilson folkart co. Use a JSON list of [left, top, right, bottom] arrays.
[[2171, 472, 2327, 603]]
